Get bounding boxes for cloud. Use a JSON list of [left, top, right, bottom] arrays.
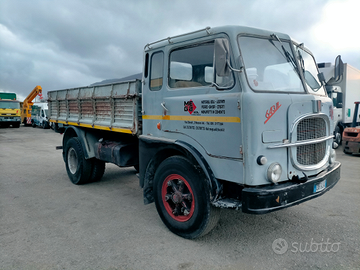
[[0, 0, 358, 100], [309, 0, 360, 66]]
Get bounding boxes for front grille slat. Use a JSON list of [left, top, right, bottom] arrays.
[[296, 117, 326, 166]]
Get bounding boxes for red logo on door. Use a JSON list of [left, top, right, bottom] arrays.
[[264, 102, 281, 124], [184, 100, 197, 115]]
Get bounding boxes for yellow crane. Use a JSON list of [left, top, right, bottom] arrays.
[[21, 86, 43, 126]]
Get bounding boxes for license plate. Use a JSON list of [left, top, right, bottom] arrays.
[[314, 180, 327, 193]]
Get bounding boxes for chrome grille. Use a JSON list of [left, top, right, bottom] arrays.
[[296, 117, 326, 165]]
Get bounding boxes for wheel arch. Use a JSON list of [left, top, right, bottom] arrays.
[[62, 126, 100, 160], [139, 135, 221, 205]]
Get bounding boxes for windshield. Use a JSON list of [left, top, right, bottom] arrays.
[[296, 46, 326, 96], [238, 36, 304, 93], [0, 101, 20, 109]]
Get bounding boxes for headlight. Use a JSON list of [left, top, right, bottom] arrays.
[[267, 163, 282, 183], [329, 148, 336, 164]]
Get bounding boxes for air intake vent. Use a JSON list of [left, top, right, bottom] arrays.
[[296, 117, 326, 165]]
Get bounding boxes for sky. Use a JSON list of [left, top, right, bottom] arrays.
[[0, 0, 359, 101]]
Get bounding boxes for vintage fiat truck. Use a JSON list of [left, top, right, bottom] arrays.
[[48, 25, 341, 239]]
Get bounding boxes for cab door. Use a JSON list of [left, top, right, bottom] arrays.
[[141, 50, 167, 138], [160, 39, 242, 159]]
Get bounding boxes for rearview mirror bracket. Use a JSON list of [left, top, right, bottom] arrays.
[[214, 38, 242, 77]]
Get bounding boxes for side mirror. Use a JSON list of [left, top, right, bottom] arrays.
[[214, 38, 231, 77], [204, 66, 214, 83], [334, 55, 344, 82], [317, 72, 326, 85], [336, 92, 343, 108]]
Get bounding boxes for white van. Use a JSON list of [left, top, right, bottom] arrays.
[[31, 103, 49, 128]]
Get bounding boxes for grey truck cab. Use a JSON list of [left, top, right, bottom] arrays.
[[49, 25, 340, 239], [140, 26, 340, 234]]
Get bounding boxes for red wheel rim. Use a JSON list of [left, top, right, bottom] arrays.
[[161, 174, 195, 222]]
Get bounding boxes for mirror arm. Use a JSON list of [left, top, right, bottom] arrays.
[[211, 82, 229, 90], [227, 60, 242, 73]]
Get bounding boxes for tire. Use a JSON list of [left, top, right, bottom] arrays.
[[90, 159, 105, 182], [42, 121, 49, 129], [334, 126, 342, 147], [32, 121, 36, 128], [14, 122, 20, 128], [65, 137, 93, 185], [154, 156, 220, 239]]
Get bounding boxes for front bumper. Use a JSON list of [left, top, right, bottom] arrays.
[[0, 116, 21, 122], [242, 161, 341, 214]]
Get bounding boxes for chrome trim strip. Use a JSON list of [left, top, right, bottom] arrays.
[[267, 135, 334, 149]]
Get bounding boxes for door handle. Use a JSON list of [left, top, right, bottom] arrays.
[[161, 102, 168, 116]]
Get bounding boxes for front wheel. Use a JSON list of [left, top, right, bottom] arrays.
[[154, 156, 220, 239], [65, 137, 92, 185], [334, 126, 342, 147]]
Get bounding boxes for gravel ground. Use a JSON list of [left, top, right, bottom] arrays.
[[0, 126, 359, 270]]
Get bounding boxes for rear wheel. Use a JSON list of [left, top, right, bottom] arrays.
[[154, 156, 220, 239], [90, 159, 105, 182], [65, 137, 92, 185]]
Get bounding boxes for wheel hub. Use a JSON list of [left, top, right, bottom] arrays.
[[171, 191, 182, 204], [162, 175, 195, 222], [68, 147, 78, 174]]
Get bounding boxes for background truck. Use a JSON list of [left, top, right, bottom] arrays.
[[21, 85, 43, 126], [318, 60, 360, 146], [31, 102, 50, 128], [342, 101, 360, 154], [0, 92, 21, 128], [49, 25, 341, 239]]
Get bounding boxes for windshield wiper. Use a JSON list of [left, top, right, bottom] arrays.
[[270, 34, 300, 77]]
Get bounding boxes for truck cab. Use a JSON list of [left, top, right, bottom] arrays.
[[140, 25, 340, 217], [31, 103, 50, 128], [0, 92, 21, 128]]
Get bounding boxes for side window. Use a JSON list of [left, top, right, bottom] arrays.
[[150, 52, 164, 91], [169, 42, 214, 89]]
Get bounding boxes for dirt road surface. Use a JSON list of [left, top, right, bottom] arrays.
[[0, 126, 359, 269]]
